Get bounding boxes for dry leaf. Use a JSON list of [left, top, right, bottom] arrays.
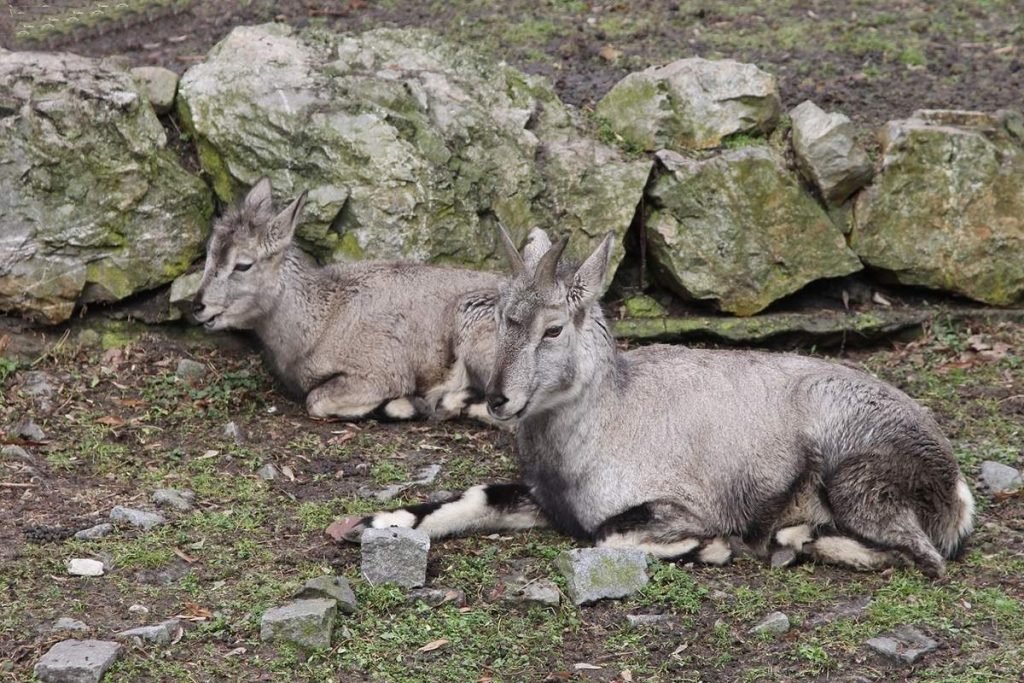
[[599, 45, 623, 61], [224, 646, 247, 657], [281, 465, 296, 481], [174, 548, 198, 564], [417, 638, 449, 653], [574, 663, 602, 670], [620, 671, 634, 682], [176, 602, 213, 621]]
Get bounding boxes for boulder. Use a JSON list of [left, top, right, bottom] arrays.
[[749, 611, 791, 636], [109, 506, 166, 530], [361, 527, 430, 588], [114, 619, 180, 646], [129, 66, 179, 115], [850, 110, 1024, 305], [177, 24, 648, 272], [596, 57, 781, 151], [789, 100, 873, 206], [978, 461, 1022, 495], [646, 147, 862, 316], [294, 576, 358, 614], [0, 50, 213, 324]]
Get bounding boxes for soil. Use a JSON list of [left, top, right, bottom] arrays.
[[6, 0, 1024, 132]]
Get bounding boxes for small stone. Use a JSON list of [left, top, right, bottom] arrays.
[[1, 444, 35, 464], [16, 419, 46, 441], [411, 464, 442, 485], [789, 100, 874, 205], [22, 371, 56, 398], [361, 527, 430, 588], [294, 576, 358, 614], [175, 359, 206, 380], [407, 587, 467, 608], [128, 605, 149, 615], [114, 619, 180, 646], [130, 66, 179, 115], [222, 421, 245, 444], [35, 639, 121, 683], [169, 272, 203, 318], [515, 579, 561, 606], [427, 490, 456, 504], [359, 483, 408, 502], [52, 618, 89, 632], [67, 559, 104, 577], [260, 599, 336, 650], [865, 625, 939, 664], [74, 524, 114, 541], [151, 488, 195, 512], [750, 611, 791, 636], [770, 548, 797, 568], [979, 461, 1022, 495], [257, 463, 279, 481], [555, 548, 649, 605], [626, 613, 675, 628], [110, 506, 166, 530]]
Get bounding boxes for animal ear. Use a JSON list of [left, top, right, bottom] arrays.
[[522, 227, 553, 269], [259, 190, 307, 256], [534, 236, 568, 290], [568, 232, 615, 312], [244, 177, 274, 214], [496, 222, 526, 276]]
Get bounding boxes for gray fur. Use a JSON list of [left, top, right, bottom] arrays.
[[346, 228, 974, 578], [192, 178, 500, 421]]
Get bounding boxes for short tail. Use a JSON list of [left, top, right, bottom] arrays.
[[936, 476, 975, 560]]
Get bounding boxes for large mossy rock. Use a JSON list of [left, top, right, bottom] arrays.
[[646, 147, 862, 316], [850, 110, 1024, 305], [0, 50, 213, 324], [595, 57, 781, 152], [177, 24, 649, 270]]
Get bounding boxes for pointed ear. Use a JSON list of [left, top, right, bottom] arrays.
[[568, 232, 615, 312], [534, 236, 568, 290], [244, 177, 273, 213], [496, 222, 526, 276], [259, 190, 307, 256], [522, 227, 553, 269]]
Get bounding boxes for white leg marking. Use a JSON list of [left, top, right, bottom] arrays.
[[439, 390, 471, 413], [599, 533, 701, 559], [415, 485, 542, 537], [368, 509, 418, 530], [698, 537, 732, 565], [383, 397, 417, 420], [775, 524, 814, 551], [955, 478, 976, 539], [809, 536, 895, 571], [308, 399, 379, 419]]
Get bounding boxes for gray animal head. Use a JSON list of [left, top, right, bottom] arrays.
[[193, 178, 307, 331], [485, 226, 615, 421]]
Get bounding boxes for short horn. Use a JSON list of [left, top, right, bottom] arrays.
[[534, 236, 568, 289], [496, 222, 526, 276]]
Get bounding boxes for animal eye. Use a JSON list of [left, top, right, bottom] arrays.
[[543, 325, 563, 339], [234, 262, 253, 272]]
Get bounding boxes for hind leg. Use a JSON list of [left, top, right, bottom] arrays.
[[306, 374, 421, 421], [595, 502, 732, 565], [826, 453, 948, 578]]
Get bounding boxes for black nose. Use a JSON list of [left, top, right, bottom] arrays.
[[192, 300, 205, 315], [486, 393, 509, 411]]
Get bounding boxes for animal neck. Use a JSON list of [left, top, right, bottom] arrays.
[[252, 246, 321, 353]]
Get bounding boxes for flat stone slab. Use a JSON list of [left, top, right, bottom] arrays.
[[67, 559, 104, 577], [979, 461, 1022, 495], [555, 548, 649, 605], [260, 598, 336, 650], [361, 527, 430, 588], [865, 625, 939, 664], [109, 506, 166, 530], [35, 639, 122, 683], [293, 576, 357, 614], [114, 619, 180, 646], [515, 579, 561, 606]]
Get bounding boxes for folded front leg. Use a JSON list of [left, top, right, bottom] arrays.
[[335, 483, 547, 542]]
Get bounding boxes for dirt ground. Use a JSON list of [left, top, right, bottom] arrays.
[[6, 0, 1024, 132], [1, 316, 1022, 682]]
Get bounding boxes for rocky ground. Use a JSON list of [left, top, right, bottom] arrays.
[[1, 316, 1022, 681], [7, 0, 1023, 134]]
